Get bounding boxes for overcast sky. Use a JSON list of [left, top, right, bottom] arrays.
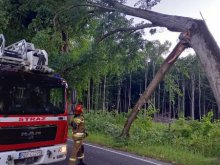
[[127, 0, 220, 56]]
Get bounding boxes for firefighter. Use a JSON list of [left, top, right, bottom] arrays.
[[69, 101, 87, 165]]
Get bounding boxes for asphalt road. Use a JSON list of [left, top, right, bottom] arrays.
[[51, 140, 171, 165]]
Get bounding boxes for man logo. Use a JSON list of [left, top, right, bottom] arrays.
[[21, 130, 42, 140]]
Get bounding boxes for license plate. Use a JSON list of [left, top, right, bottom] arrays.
[[19, 150, 43, 158]]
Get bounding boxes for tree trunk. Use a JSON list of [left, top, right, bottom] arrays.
[[157, 83, 161, 115], [124, 85, 127, 113], [182, 78, 186, 117], [87, 79, 91, 112], [177, 75, 181, 118], [128, 74, 132, 109], [172, 96, 175, 118], [168, 91, 172, 119], [144, 57, 149, 115], [191, 72, 195, 120], [139, 82, 142, 96], [91, 80, 94, 111], [99, 82, 102, 110], [203, 91, 206, 116], [190, 23, 220, 117], [95, 83, 99, 111], [61, 30, 69, 53], [198, 71, 201, 120], [152, 61, 156, 118], [162, 86, 166, 117], [121, 37, 189, 137], [102, 75, 106, 112], [116, 80, 121, 113]]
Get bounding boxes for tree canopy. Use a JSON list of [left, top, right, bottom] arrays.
[[0, 0, 219, 137]]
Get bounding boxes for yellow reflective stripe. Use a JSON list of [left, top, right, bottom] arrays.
[[73, 118, 81, 124], [73, 133, 85, 138], [69, 158, 77, 162], [77, 154, 84, 159]]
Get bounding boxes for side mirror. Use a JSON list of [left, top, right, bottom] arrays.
[[71, 89, 77, 112]]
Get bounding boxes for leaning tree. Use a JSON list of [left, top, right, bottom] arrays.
[[63, 0, 220, 136]]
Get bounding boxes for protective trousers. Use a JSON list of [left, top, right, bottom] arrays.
[[69, 140, 84, 165]]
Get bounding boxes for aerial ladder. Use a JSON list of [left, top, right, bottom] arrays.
[[0, 34, 53, 73]]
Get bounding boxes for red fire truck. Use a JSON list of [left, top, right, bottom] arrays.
[[0, 34, 68, 164]]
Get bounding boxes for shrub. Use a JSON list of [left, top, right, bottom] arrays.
[[85, 110, 220, 158]]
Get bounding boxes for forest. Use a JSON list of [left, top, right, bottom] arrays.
[[0, 0, 217, 120], [1, 0, 220, 164]]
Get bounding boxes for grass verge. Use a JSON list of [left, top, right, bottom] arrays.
[[68, 129, 219, 165]]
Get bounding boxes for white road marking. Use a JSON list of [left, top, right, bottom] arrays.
[[68, 139, 162, 165]]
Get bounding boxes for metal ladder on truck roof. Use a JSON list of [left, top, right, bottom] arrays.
[[0, 34, 53, 73]]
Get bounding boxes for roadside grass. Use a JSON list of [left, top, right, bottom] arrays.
[[68, 130, 218, 165], [68, 112, 220, 165], [68, 130, 115, 146], [85, 132, 218, 165], [127, 144, 218, 165]]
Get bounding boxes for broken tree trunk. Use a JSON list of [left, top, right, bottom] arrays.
[[121, 32, 190, 137], [190, 21, 220, 115], [109, 1, 220, 114], [85, 0, 220, 135]]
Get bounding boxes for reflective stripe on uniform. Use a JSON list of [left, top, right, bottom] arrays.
[[73, 118, 82, 124], [76, 140, 81, 144], [77, 154, 84, 159], [69, 158, 77, 162], [73, 133, 85, 138]]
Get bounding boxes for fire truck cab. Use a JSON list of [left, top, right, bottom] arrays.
[[0, 34, 68, 165]]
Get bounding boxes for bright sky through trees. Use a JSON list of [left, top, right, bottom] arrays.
[[128, 0, 220, 56]]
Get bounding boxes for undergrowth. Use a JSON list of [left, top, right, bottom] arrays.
[[81, 111, 220, 165]]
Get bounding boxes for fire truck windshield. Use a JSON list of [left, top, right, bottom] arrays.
[[0, 77, 65, 115]]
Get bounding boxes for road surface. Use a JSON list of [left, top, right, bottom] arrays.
[[52, 139, 171, 165]]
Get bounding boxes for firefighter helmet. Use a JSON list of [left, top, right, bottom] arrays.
[[75, 102, 83, 115]]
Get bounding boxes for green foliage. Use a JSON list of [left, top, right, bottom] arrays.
[[172, 118, 193, 139], [83, 111, 220, 165], [164, 74, 183, 104], [200, 111, 214, 135], [31, 29, 61, 54], [134, 0, 161, 10], [1, 0, 218, 123], [85, 112, 123, 137], [169, 111, 220, 157], [85, 111, 220, 163], [0, 0, 9, 33]]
